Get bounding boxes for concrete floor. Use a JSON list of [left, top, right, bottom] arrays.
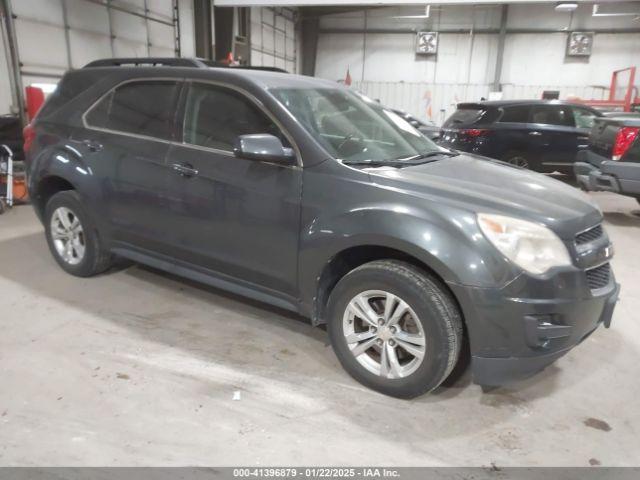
[[0, 192, 639, 467]]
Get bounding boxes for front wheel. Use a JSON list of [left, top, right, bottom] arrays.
[[327, 260, 463, 399]]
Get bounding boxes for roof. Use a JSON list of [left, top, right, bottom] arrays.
[[458, 99, 592, 108], [81, 57, 342, 91]]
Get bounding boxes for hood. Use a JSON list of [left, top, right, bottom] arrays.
[[366, 153, 602, 239]]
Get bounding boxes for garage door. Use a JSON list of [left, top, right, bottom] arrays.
[[250, 7, 296, 74], [10, 0, 179, 90]]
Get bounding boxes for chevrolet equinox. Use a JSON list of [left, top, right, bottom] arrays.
[[25, 58, 620, 398]]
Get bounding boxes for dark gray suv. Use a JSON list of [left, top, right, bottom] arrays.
[[25, 58, 619, 398]]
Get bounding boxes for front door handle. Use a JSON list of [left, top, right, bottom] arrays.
[[172, 162, 199, 177], [528, 131, 542, 136], [83, 139, 103, 152]]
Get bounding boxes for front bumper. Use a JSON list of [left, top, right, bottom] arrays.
[[448, 270, 620, 387]]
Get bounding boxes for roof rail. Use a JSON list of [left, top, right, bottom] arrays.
[[83, 57, 290, 74], [84, 58, 206, 68]]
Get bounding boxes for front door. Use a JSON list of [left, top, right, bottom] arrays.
[[164, 81, 302, 298]]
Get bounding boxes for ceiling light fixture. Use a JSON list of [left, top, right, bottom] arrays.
[[555, 2, 578, 12], [593, 3, 640, 17], [393, 5, 431, 19]]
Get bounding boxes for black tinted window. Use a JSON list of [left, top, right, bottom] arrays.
[[183, 83, 284, 151], [443, 106, 498, 127], [499, 106, 530, 123], [529, 105, 574, 127], [86, 81, 181, 140], [572, 107, 598, 129]]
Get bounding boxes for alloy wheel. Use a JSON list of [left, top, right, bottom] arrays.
[[50, 206, 86, 265], [342, 290, 426, 379], [507, 156, 529, 169]]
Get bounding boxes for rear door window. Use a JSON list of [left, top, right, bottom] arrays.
[[529, 105, 574, 127], [499, 105, 531, 123], [85, 80, 182, 140]]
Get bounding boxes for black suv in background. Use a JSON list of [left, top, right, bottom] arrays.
[[25, 58, 618, 398], [575, 115, 640, 204], [440, 100, 602, 174]]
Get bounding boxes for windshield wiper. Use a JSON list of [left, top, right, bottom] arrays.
[[342, 159, 401, 167], [395, 150, 459, 162], [343, 150, 459, 167]]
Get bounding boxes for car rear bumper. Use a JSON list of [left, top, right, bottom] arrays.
[[448, 271, 620, 387], [575, 151, 640, 196]]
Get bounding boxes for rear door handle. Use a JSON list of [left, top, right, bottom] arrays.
[[528, 131, 542, 136], [82, 139, 103, 152], [172, 162, 199, 177]]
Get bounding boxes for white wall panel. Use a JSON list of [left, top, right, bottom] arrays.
[[1, 0, 188, 115], [68, 30, 113, 68], [66, 0, 111, 35], [316, 2, 639, 123], [14, 19, 67, 71], [178, 0, 195, 58], [111, 9, 148, 45], [250, 8, 297, 73], [149, 22, 175, 50], [501, 32, 640, 87], [355, 81, 491, 125], [0, 32, 13, 114], [11, 0, 65, 25]]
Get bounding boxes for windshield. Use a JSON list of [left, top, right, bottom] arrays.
[[271, 88, 447, 164]]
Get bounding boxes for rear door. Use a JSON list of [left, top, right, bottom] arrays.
[[76, 79, 183, 253], [163, 81, 302, 298], [526, 104, 576, 173]]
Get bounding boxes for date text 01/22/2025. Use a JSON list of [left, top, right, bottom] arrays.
[[232, 468, 401, 478]]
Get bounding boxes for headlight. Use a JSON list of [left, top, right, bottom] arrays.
[[477, 213, 572, 275]]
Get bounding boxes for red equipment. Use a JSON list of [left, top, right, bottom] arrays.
[[578, 67, 639, 113], [25, 85, 45, 121]]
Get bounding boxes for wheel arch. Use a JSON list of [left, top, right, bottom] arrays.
[[32, 175, 77, 221], [311, 244, 463, 328]]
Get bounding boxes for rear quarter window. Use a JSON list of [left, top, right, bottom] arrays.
[[443, 107, 497, 128]]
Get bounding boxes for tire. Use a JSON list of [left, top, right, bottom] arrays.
[[503, 151, 530, 169], [44, 190, 112, 277], [327, 260, 463, 399]]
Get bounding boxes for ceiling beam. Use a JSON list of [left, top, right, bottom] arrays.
[[215, 0, 593, 6]]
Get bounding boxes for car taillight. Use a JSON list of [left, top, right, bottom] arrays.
[[23, 123, 35, 154], [460, 129, 491, 137], [612, 127, 639, 161]]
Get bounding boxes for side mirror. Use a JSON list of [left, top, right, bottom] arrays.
[[233, 134, 295, 164]]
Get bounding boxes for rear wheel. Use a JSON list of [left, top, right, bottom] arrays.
[[45, 191, 112, 277], [327, 260, 463, 399], [503, 151, 530, 169]]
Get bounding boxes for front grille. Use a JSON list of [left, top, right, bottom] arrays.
[[586, 263, 611, 290], [576, 224, 604, 246]]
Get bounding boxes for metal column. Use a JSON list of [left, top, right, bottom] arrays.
[[492, 4, 508, 92], [0, 0, 25, 125]]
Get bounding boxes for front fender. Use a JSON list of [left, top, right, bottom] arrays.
[[298, 203, 520, 316]]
